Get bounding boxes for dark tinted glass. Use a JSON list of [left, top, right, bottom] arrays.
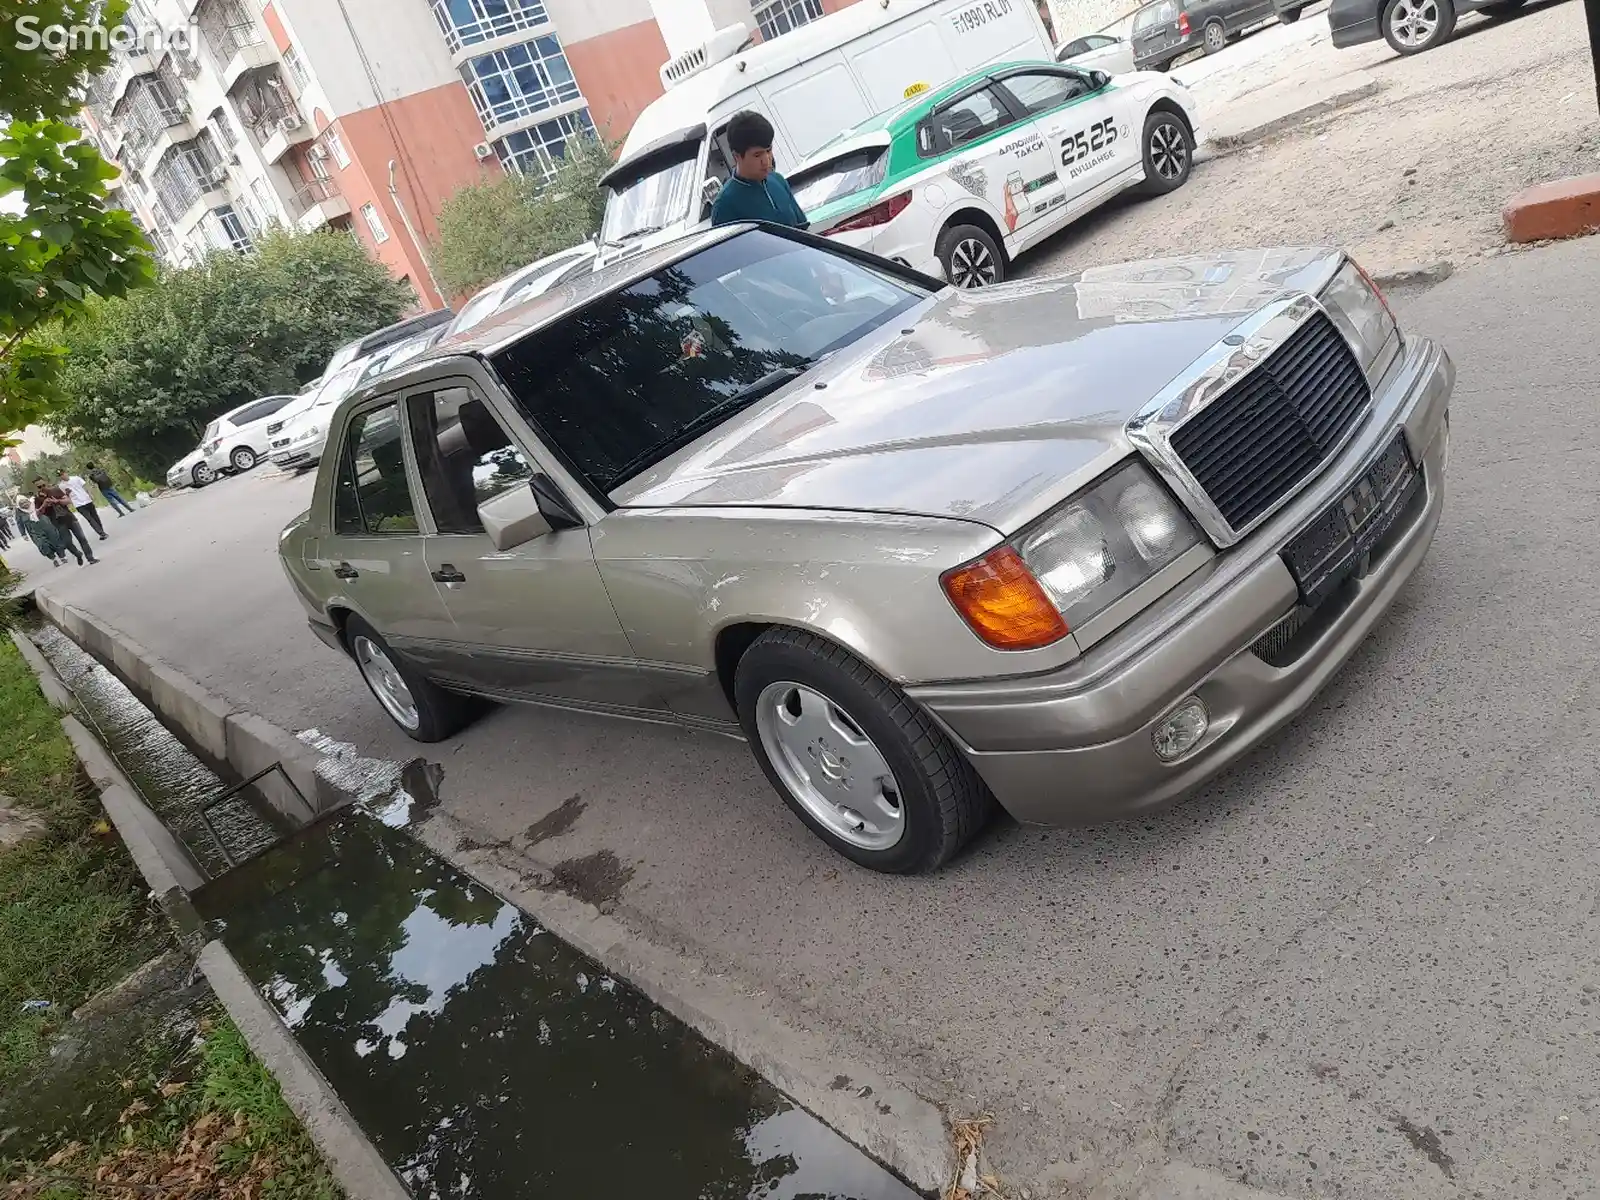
[[491, 230, 925, 495], [408, 388, 533, 535]]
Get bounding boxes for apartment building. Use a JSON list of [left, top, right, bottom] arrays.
[[85, 0, 961, 310]]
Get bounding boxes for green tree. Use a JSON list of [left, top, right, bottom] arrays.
[[1, 0, 158, 435], [432, 135, 614, 295], [48, 228, 412, 476]]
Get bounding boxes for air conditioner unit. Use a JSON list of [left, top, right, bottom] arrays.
[[660, 23, 751, 90], [473, 141, 494, 161], [308, 144, 327, 160]]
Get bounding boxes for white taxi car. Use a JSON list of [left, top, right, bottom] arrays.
[[792, 61, 1200, 287]]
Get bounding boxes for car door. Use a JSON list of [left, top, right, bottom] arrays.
[[313, 398, 458, 654], [403, 379, 650, 713], [923, 83, 1059, 254], [997, 67, 1133, 221]]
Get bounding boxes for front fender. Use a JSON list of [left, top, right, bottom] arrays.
[[592, 507, 1084, 686]]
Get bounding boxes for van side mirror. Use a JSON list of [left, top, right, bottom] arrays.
[[702, 176, 723, 205]]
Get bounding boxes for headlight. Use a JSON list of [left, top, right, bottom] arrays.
[[942, 463, 1202, 649], [1319, 258, 1399, 383]]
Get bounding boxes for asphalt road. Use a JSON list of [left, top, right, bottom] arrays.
[[29, 237, 1600, 1198]]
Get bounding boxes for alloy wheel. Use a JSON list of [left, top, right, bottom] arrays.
[[231, 447, 256, 471], [948, 237, 997, 289], [353, 635, 421, 732], [753, 680, 905, 851], [1204, 22, 1225, 50], [1388, 0, 1439, 46], [192, 462, 213, 485], [1150, 121, 1189, 181]]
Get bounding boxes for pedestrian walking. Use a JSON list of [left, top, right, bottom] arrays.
[[17, 493, 74, 567], [85, 463, 134, 517], [59, 469, 107, 539], [34, 480, 95, 565]]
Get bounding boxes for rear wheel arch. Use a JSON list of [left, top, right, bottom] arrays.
[[939, 207, 1008, 261], [327, 605, 355, 654]]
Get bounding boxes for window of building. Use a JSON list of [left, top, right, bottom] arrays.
[[322, 127, 350, 169], [430, 0, 549, 54], [459, 35, 580, 130], [251, 175, 277, 224], [752, 0, 824, 40], [207, 204, 253, 253], [152, 139, 223, 222], [360, 202, 390, 244], [493, 108, 593, 179], [282, 44, 309, 89], [209, 107, 237, 148]]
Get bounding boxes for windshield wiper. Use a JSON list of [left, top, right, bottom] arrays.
[[603, 224, 665, 249], [608, 366, 808, 485]]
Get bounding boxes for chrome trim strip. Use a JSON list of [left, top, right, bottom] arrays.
[[1126, 291, 1372, 548]]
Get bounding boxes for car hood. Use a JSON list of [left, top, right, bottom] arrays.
[[168, 449, 204, 474], [614, 248, 1345, 533]]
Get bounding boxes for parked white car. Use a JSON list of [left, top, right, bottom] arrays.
[[268, 361, 371, 471], [441, 244, 598, 340], [1056, 33, 1137, 74], [166, 394, 298, 488]]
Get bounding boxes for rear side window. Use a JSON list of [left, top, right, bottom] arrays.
[[1133, 0, 1177, 29], [922, 88, 1013, 156], [333, 403, 419, 535], [1057, 38, 1090, 59], [1003, 71, 1092, 117], [407, 388, 533, 535], [789, 147, 889, 210]]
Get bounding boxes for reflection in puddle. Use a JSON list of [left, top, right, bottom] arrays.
[[197, 814, 917, 1200]]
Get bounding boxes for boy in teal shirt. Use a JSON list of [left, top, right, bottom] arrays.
[[710, 111, 809, 230]]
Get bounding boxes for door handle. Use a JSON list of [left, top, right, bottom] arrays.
[[333, 561, 359, 580], [431, 564, 467, 584]]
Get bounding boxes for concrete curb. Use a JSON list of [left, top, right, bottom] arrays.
[[35, 590, 956, 1195], [1207, 76, 1379, 151], [421, 808, 954, 1194], [15, 633, 408, 1200]]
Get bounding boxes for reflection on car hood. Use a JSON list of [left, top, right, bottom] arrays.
[[613, 248, 1345, 532]]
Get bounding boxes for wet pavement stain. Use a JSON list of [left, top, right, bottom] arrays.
[[541, 848, 635, 908], [1391, 1113, 1456, 1178], [523, 794, 585, 845], [195, 813, 917, 1200]]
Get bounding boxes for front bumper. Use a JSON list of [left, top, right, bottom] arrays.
[[908, 335, 1452, 825]]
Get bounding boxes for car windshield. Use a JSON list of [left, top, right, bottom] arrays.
[[502, 254, 593, 309], [312, 362, 366, 408], [599, 148, 701, 247], [491, 229, 928, 495], [790, 147, 889, 211], [1133, 0, 1176, 28]]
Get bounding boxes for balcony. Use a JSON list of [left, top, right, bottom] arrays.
[[216, 40, 275, 92], [199, 0, 275, 91], [431, 0, 552, 60], [137, 116, 198, 181], [289, 179, 351, 232], [256, 113, 314, 164], [108, 52, 157, 108], [175, 177, 231, 237]]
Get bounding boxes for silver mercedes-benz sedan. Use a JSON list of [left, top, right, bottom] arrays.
[[279, 224, 1450, 873]]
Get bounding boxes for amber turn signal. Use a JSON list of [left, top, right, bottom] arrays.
[[941, 546, 1070, 650]]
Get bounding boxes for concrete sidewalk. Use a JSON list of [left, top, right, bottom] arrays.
[[33, 234, 1600, 1198]]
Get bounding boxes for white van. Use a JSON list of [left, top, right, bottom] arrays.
[[595, 0, 1054, 267]]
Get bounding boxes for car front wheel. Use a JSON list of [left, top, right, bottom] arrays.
[[344, 614, 476, 742], [735, 628, 994, 874], [1382, 0, 1454, 52], [937, 223, 1005, 290], [1140, 109, 1194, 195], [191, 462, 214, 487]]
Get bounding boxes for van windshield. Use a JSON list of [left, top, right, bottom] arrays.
[[600, 147, 701, 248]]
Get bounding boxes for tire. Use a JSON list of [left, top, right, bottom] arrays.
[[1202, 19, 1227, 52], [936, 223, 1005, 290], [343, 614, 476, 743], [1277, 5, 1302, 21], [1381, 0, 1454, 53], [734, 628, 994, 874], [230, 446, 257, 472], [1139, 108, 1194, 195], [191, 462, 214, 487]]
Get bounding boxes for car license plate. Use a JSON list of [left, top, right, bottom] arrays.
[[1281, 435, 1419, 607]]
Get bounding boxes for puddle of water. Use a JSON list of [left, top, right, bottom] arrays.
[[196, 813, 920, 1200], [31, 624, 284, 874]]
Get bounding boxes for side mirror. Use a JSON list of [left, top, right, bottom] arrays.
[[1090, 70, 1111, 88], [478, 484, 551, 552], [701, 176, 723, 205]]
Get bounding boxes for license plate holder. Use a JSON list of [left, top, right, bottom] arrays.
[[1281, 435, 1419, 608]]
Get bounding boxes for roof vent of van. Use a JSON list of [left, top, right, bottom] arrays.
[[660, 23, 752, 89]]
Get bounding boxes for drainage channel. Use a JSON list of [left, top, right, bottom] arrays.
[[31, 624, 923, 1200]]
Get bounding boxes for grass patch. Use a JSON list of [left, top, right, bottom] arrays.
[[2, 1011, 344, 1199], [0, 637, 167, 1090]]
